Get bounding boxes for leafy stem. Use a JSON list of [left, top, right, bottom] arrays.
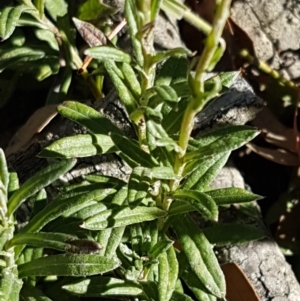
[[169, 0, 231, 191]]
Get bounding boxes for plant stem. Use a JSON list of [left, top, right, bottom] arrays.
[[170, 0, 231, 191]]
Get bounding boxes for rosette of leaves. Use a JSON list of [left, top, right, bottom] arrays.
[[0, 0, 264, 300]]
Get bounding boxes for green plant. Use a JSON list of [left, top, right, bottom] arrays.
[[0, 0, 264, 300]]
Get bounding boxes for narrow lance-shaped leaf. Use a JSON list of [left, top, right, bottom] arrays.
[[82, 206, 166, 230], [0, 265, 23, 301], [104, 60, 138, 114], [166, 246, 179, 300], [85, 46, 131, 63], [0, 5, 36, 41], [39, 134, 116, 158], [7, 159, 76, 216], [185, 126, 260, 162], [158, 251, 169, 301], [172, 214, 226, 298], [0, 47, 46, 71], [148, 239, 174, 260], [18, 254, 121, 277], [124, 0, 143, 66], [182, 152, 230, 191], [8, 232, 102, 254], [0, 149, 9, 189], [98, 227, 125, 257], [173, 190, 218, 221], [21, 188, 116, 234], [111, 133, 159, 168], [62, 276, 143, 297], [57, 101, 122, 134], [205, 187, 263, 205], [119, 62, 141, 98]]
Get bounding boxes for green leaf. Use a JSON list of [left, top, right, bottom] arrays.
[[0, 265, 23, 301], [82, 206, 166, 230], [22, 188, 116, 234], [162, 97, 189, 135], [30, 189, 47, 218], [166, 246, 179, 300], [205, 187, 263, 205], [185, 126, 259, 162], [7, 171, 19, 198], [128, 167, 151, 207], [138, 281, 158, 301], [21, 283, 53, 301], [219, 71, 240, 88], [62, 276, 142, 296], [0, 148, 9, 201], [39, 134, 116, 158], [170, 291, 195, 301], [57, 101, 122, 134], [104, 60, 137, 114], [152, 48, 191, 65], [172, 214, 226, 298], [173, 190, 218, 221], [151, 0, 163, 21], [18, 254, 120, 277], [124, 0, 143, 66], [44, 0, 68, 20], [33, 0, 45, 18], [0, 46, 46, 71], [0, 5, 36, 41], [119, 62, 141, 98], [148, 239, 174, 260], [7, 159, 76, 216], [77, 0, 118, 21], [111, 133, 159, 168], [98, 227, 125, 257], [182, 152, 230, 190], [181, 268, 217, 301], [85, 46, 131, 63], [9, 232, 102, 253], [155, 56, 188, 86], [168, 201, 195, 216], [203, 223, 265, 246]]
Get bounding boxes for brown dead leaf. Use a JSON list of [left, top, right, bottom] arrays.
[[5, 105, 58, 157], [251, 107, 297, 153], [247, 143, 299, 166], [220, 262, 260, 301], [72, 17, 108, 47]]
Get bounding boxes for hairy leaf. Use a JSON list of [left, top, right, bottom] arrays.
[[9, 232, 102, 253], [39, 134, 116, 158], [18, 254, 120, 277], [62, 276, 142, 296], [111, 133, 159, 168], [173, 190, 218, 221], [7, 159, 76, 216], [172, 215, 225, 298], [82, 206, 166, 230], [0, 5, 35, 41], [85, 46, 131, 63], [205, 187, 263, 205]]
